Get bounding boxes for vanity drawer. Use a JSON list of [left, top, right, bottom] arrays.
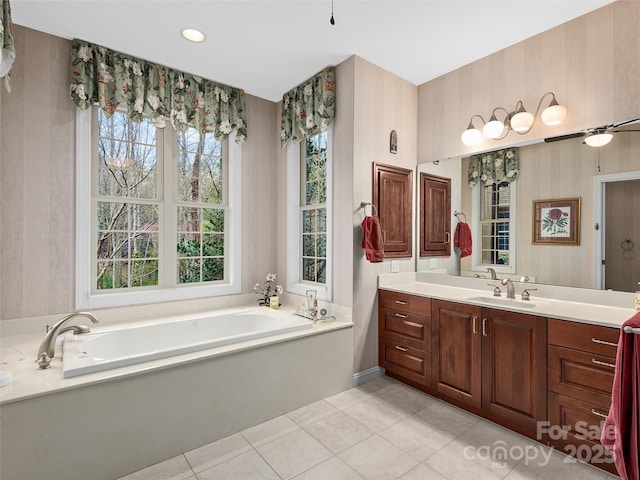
[[379, 337, 431, 386], [547, 392, 617, 474], [379, 290, 431, 317], [548, 318, 619, 357], [548, 345, 615, 407], [379, 308, 431, 350]]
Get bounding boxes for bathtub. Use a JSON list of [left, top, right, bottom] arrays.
[[62, 307, 313, 378]]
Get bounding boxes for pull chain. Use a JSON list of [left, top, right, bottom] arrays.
[[330, 0, 335, 25]]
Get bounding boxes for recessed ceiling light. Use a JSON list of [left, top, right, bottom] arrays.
[[181, 28, 205, 43]]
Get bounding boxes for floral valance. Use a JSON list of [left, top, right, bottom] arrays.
[[468, 147, 520, 188], [0, 0, 15, 90], [69, 39, 247, 143], [281, 66, 335, 147]]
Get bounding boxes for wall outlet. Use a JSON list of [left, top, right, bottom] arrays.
[[391, 260, 400, 273]]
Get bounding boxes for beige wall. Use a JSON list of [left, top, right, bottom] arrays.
[[417, 1, 640, 163], [0, 25, 279, 321]]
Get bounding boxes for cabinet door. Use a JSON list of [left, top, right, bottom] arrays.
[[373, 163, 413, 258], [481, 308, 547, 438], [419, 173, 451, 257], [432, 300, 482, 408]]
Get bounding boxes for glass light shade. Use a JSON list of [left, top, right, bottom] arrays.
[[483, 119, 505, 139], [461, 128, 483, 146], [583, 132, 613, 147], [541, 104, 567, 126], [510, 111, 534, 132], [181, 28, 205, 42]]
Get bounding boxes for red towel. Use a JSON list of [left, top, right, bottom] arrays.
[[360, 215, 384, 263], [454, 222, 472, 258], [601, 312, 640, 480]]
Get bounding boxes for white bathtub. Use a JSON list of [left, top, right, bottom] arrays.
[[62, 307, 313, 378]]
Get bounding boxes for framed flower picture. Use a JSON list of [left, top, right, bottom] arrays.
[[532, 197, 581, 245]]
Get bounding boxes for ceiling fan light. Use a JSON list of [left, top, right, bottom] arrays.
[[583, 131, 613, 147], [483, 119, 505, 139], [541, 104, 567, 126], [461, 127, 483, 146], [510, 111, 534, 132]]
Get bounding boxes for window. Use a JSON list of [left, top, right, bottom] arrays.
[[286, 129, 332, 300], [473, 180, 516, 274], [76, 108, 241, 309]]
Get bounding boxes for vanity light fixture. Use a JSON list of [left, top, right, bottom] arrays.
[[582, 130, 613, 147], [461, 92, 567, 146], [181, 28, 205, 43]]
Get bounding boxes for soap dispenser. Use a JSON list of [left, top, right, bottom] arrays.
[[635, 282, 640, 312]]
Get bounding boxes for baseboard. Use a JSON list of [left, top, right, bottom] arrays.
[[353, 366, 384, 387]]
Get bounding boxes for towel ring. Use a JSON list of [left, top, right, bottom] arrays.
[[360, 202, 378, 217], [454, 211, 467, 222]]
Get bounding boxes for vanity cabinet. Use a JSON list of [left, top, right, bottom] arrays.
[[432, 300, 547, 439], [547, 318, 618, 474], [378, 290, 432, 390]]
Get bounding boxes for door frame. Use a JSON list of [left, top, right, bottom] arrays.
[[593, 170, 640, 289]]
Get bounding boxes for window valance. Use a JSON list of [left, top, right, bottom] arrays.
[[69, 39, 247, 143], [468, 147, 520, 188], [0, 0, 15, 90], [281, 66, 335, 147]]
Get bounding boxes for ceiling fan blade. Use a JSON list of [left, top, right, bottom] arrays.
[[612, 117, 640, 129], [544, 132, 586, 143], [610, 129, 640, 133]]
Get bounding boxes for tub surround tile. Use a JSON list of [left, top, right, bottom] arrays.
[[184, 432, 252, 473], [338, 435, 419, 480], [255, 429, 333, 479], [196, 450, 279, 480], [303, 411, 374, 454], [241, 414, 300, 448]]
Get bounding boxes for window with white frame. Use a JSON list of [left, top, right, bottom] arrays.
[[286, 129, 332, 300], [473, 180, 516, 273], [76, 107, 241, 309]]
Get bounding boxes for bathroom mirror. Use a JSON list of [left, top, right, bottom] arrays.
[[416, 122, 640, 293]]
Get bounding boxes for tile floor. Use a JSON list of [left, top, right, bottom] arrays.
[[117, 376, 621, 480]]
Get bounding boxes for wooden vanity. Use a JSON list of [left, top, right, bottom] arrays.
[[378, 287, 622, 475]]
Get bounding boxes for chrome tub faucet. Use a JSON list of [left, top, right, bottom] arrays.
[[36, 311, 99, 369]]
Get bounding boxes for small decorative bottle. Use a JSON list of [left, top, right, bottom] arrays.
[[269, 295, 280, 309], [635, 282, 640, 312]]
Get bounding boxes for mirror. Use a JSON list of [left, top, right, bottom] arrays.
[[417, 123, 640, 293]]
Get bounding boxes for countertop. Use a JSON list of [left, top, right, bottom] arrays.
[[379, 280, 636, 329]]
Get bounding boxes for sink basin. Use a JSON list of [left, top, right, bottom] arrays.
[[464, 295, 545, 309]]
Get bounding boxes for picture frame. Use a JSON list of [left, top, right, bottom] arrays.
[[532, 197, 581, 245]]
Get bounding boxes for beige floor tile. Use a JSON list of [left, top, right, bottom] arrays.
[[196, 450, 279, 480], [379, 415, 455, 461], [357, 375, 401, 393], [256, 428, 333, 480], [184, 432, 252, 473], [343, 396, 408, 433], [371, 383, 438, 415], [291, 457, 365, 480], [287, 399, 340, 426], [116, 454, 193, 480], [413, 400, 482, 437], [241, 414, 300, 447], [304, 411, 374, 454], [325, 386, 375, 411], [398, 463, 448, 480], [504, 449, 610, 480], [339, 435, 419, 480]]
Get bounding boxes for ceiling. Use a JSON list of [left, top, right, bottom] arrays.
[[11, 0, 614, 102]]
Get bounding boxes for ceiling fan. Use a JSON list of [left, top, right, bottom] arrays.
[[544, 117, 640, 147]]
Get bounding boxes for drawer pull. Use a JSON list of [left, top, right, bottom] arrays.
[[402, 320, 423, 329], [394, 313, 409, 319], [395, 300, 409, 305], [591, 338, 618, 348], [473, 316, 478, 334], [395, 345, 409, 352], [482, 318, 487, 337], [591, 408, 608, 419], [591, 358, 616, 369]]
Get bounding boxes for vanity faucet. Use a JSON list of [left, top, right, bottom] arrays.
[[486, 268, 497, 280], [501, 278, 515, 299], [36, 311, 99, 369]]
